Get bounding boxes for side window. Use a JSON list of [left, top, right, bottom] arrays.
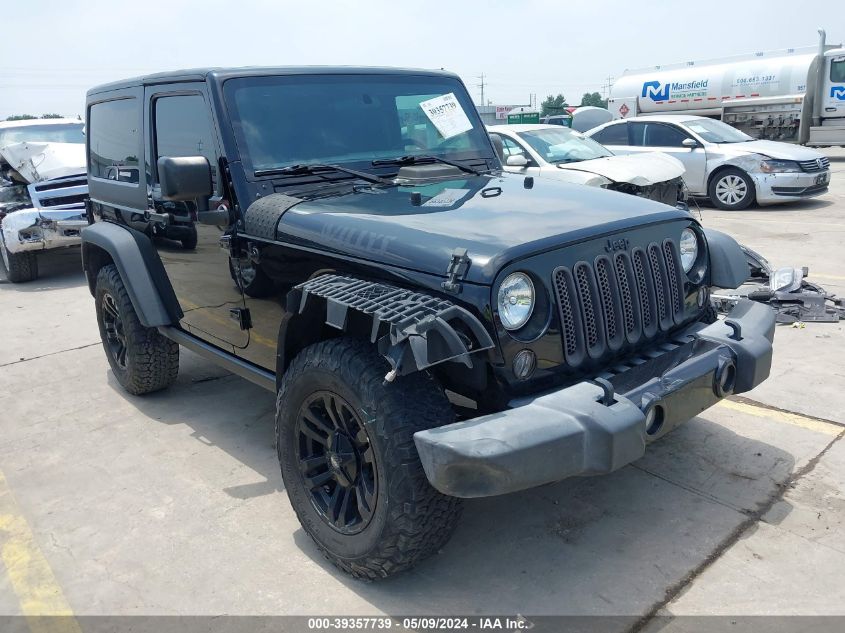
[[88, 98, 140, 183], [154, 94, 218, 184], [831, 59, 845, 83], [642, 123, 689, 147], [593, 123, 628, 145], [628, 122, 647, 146], [501, 136, 528, 157]]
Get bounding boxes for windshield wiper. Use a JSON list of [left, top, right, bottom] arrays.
[[372, 155, 483, 175], [254, 163, 392, 185]]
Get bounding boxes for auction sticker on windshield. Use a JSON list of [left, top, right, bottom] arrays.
[[419, 93, 473, 139]]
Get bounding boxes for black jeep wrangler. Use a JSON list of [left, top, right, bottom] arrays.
[[81, 67, 775, 578]]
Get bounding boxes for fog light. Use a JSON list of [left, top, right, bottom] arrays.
[[512, 349, 536, 380], [697, 286, 708, 308]]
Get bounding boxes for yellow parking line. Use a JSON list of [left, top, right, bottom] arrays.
[[0, 469, 81, 633], [718, 399, 842, 437]]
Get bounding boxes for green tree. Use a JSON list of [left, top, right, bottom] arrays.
[[41, 113, 64, 119], [5, 114, 38, 121], [580, 92, 608, 109], [540, 94, 567, 117]]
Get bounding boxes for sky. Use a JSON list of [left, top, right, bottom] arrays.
[[1, 0, 842, 120]]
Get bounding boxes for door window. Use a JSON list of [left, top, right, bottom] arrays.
[[591, 123, 628, 145], [153, 94, 218, 183], [88, 98, 140, 183], [629, 122, 689, 147], [831, 58, 845, 82]]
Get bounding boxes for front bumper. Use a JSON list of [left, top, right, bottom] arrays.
[[414, 299, 776, 498], [753, 170, 831, 205], [0, 208, 87, 254]]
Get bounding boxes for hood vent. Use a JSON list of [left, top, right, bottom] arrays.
[[395, 163, 465, 182]]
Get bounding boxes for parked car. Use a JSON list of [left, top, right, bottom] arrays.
[[0, 118, 89, 282], [81, 67, 774, 579], [489, 124, 686, 206], [587, 115, 831, 210]]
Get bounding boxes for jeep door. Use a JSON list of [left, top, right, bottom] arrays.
[[143, 83, 249, 349]]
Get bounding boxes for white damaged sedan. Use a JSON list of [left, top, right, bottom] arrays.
[[488, 124, 687, 206]]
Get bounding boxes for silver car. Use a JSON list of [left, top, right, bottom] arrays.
[[587, 115, 831, 210]]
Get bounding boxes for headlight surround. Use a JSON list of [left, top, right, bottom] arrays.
[[679, 228, 698, 273], [497, 272, 535, 331], [760, 159, 801, 173]]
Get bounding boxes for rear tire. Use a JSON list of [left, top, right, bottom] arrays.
[[95, 264, 179, 395], [1, 238, 38, 283], [276, 337, 462, 579], [709, 168, 755, 210]]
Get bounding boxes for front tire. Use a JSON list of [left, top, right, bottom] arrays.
[[1, 237, 38, 283], [276, 338, 462, 579], [95, 264, 179, 395], [709, 168, 755, 210]]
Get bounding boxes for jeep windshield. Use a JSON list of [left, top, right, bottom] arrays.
[[517, 127, 612, 164], [223, 74, 494, 177]]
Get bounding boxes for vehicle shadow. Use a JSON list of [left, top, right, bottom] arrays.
[[0, 247, 86, 291], [117, 351, 796, 617], [692, 196, 835, 213]]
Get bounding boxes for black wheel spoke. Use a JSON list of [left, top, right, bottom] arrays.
[[355, 478, 375, 522], [303, 469, 333, 490], [299, 423, 329, 446], [300, 454, 328, 473], [303, 409, 333, 436]]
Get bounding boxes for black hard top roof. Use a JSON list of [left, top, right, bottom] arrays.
[[87, 66, 460, 96]]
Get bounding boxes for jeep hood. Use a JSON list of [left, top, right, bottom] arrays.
[[718, 139, 825, 161], [556, 151, 685, 186], [274, 173, 691, 285], [0, 141, 85, 184]]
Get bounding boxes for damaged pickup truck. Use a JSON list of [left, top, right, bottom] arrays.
[[81, 67, 775, 579], [0, 118, 89, 282]]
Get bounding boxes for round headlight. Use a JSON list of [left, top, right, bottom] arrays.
[[498, 273, 535, 331], [679, 228, 698, 273]]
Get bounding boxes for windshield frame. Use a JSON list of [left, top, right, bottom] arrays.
[[681, 118, 753, 144], [516, 127, 613, 164], [0, 122, 85, 148], [221, 73, 496, 181]]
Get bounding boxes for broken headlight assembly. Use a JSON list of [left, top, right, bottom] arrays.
[[18, 227, 43, 242], [760, 159, 801, 173], [770, 267, 804, 292], [497, 272, 535, 331]]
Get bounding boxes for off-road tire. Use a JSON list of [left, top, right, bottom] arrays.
[[180, 225, 198, 250], [276, 337, 463, 579], [95, 264, 179, 395], [708, 167, 755, 210], [1, 240, 38, 283]]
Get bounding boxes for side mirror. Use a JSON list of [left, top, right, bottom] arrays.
[[157, 156, 212, 201], [682, 138, 700, 148], [506, 154, 529, 167]]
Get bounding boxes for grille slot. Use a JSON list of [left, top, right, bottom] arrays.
[[798, 157, 829, 172], [552, 240, 685, 368]]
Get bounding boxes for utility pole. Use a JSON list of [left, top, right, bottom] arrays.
[[477, 73, 485, 107], [602, 75, 615, 98]]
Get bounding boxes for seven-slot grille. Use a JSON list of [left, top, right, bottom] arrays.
[[797, 157, 830, 172], [552, 240, 686, 367]]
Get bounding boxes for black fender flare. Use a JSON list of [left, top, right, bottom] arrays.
[[285, 274, 495, 381], [703, 228, 750, 289], [81, 222, 182, 327]]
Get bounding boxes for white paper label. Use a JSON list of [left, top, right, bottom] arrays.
[[423, 188, 470, 207], [419, 93, 473, 140]]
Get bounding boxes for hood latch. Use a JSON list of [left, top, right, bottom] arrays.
[[442, 248, 471, 294]]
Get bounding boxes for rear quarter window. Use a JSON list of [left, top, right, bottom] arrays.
[[592, 123, 628, 145], [88, 98, 141, 184]]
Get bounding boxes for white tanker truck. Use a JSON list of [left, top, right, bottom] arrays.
[[608, 29, 845, 146]]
